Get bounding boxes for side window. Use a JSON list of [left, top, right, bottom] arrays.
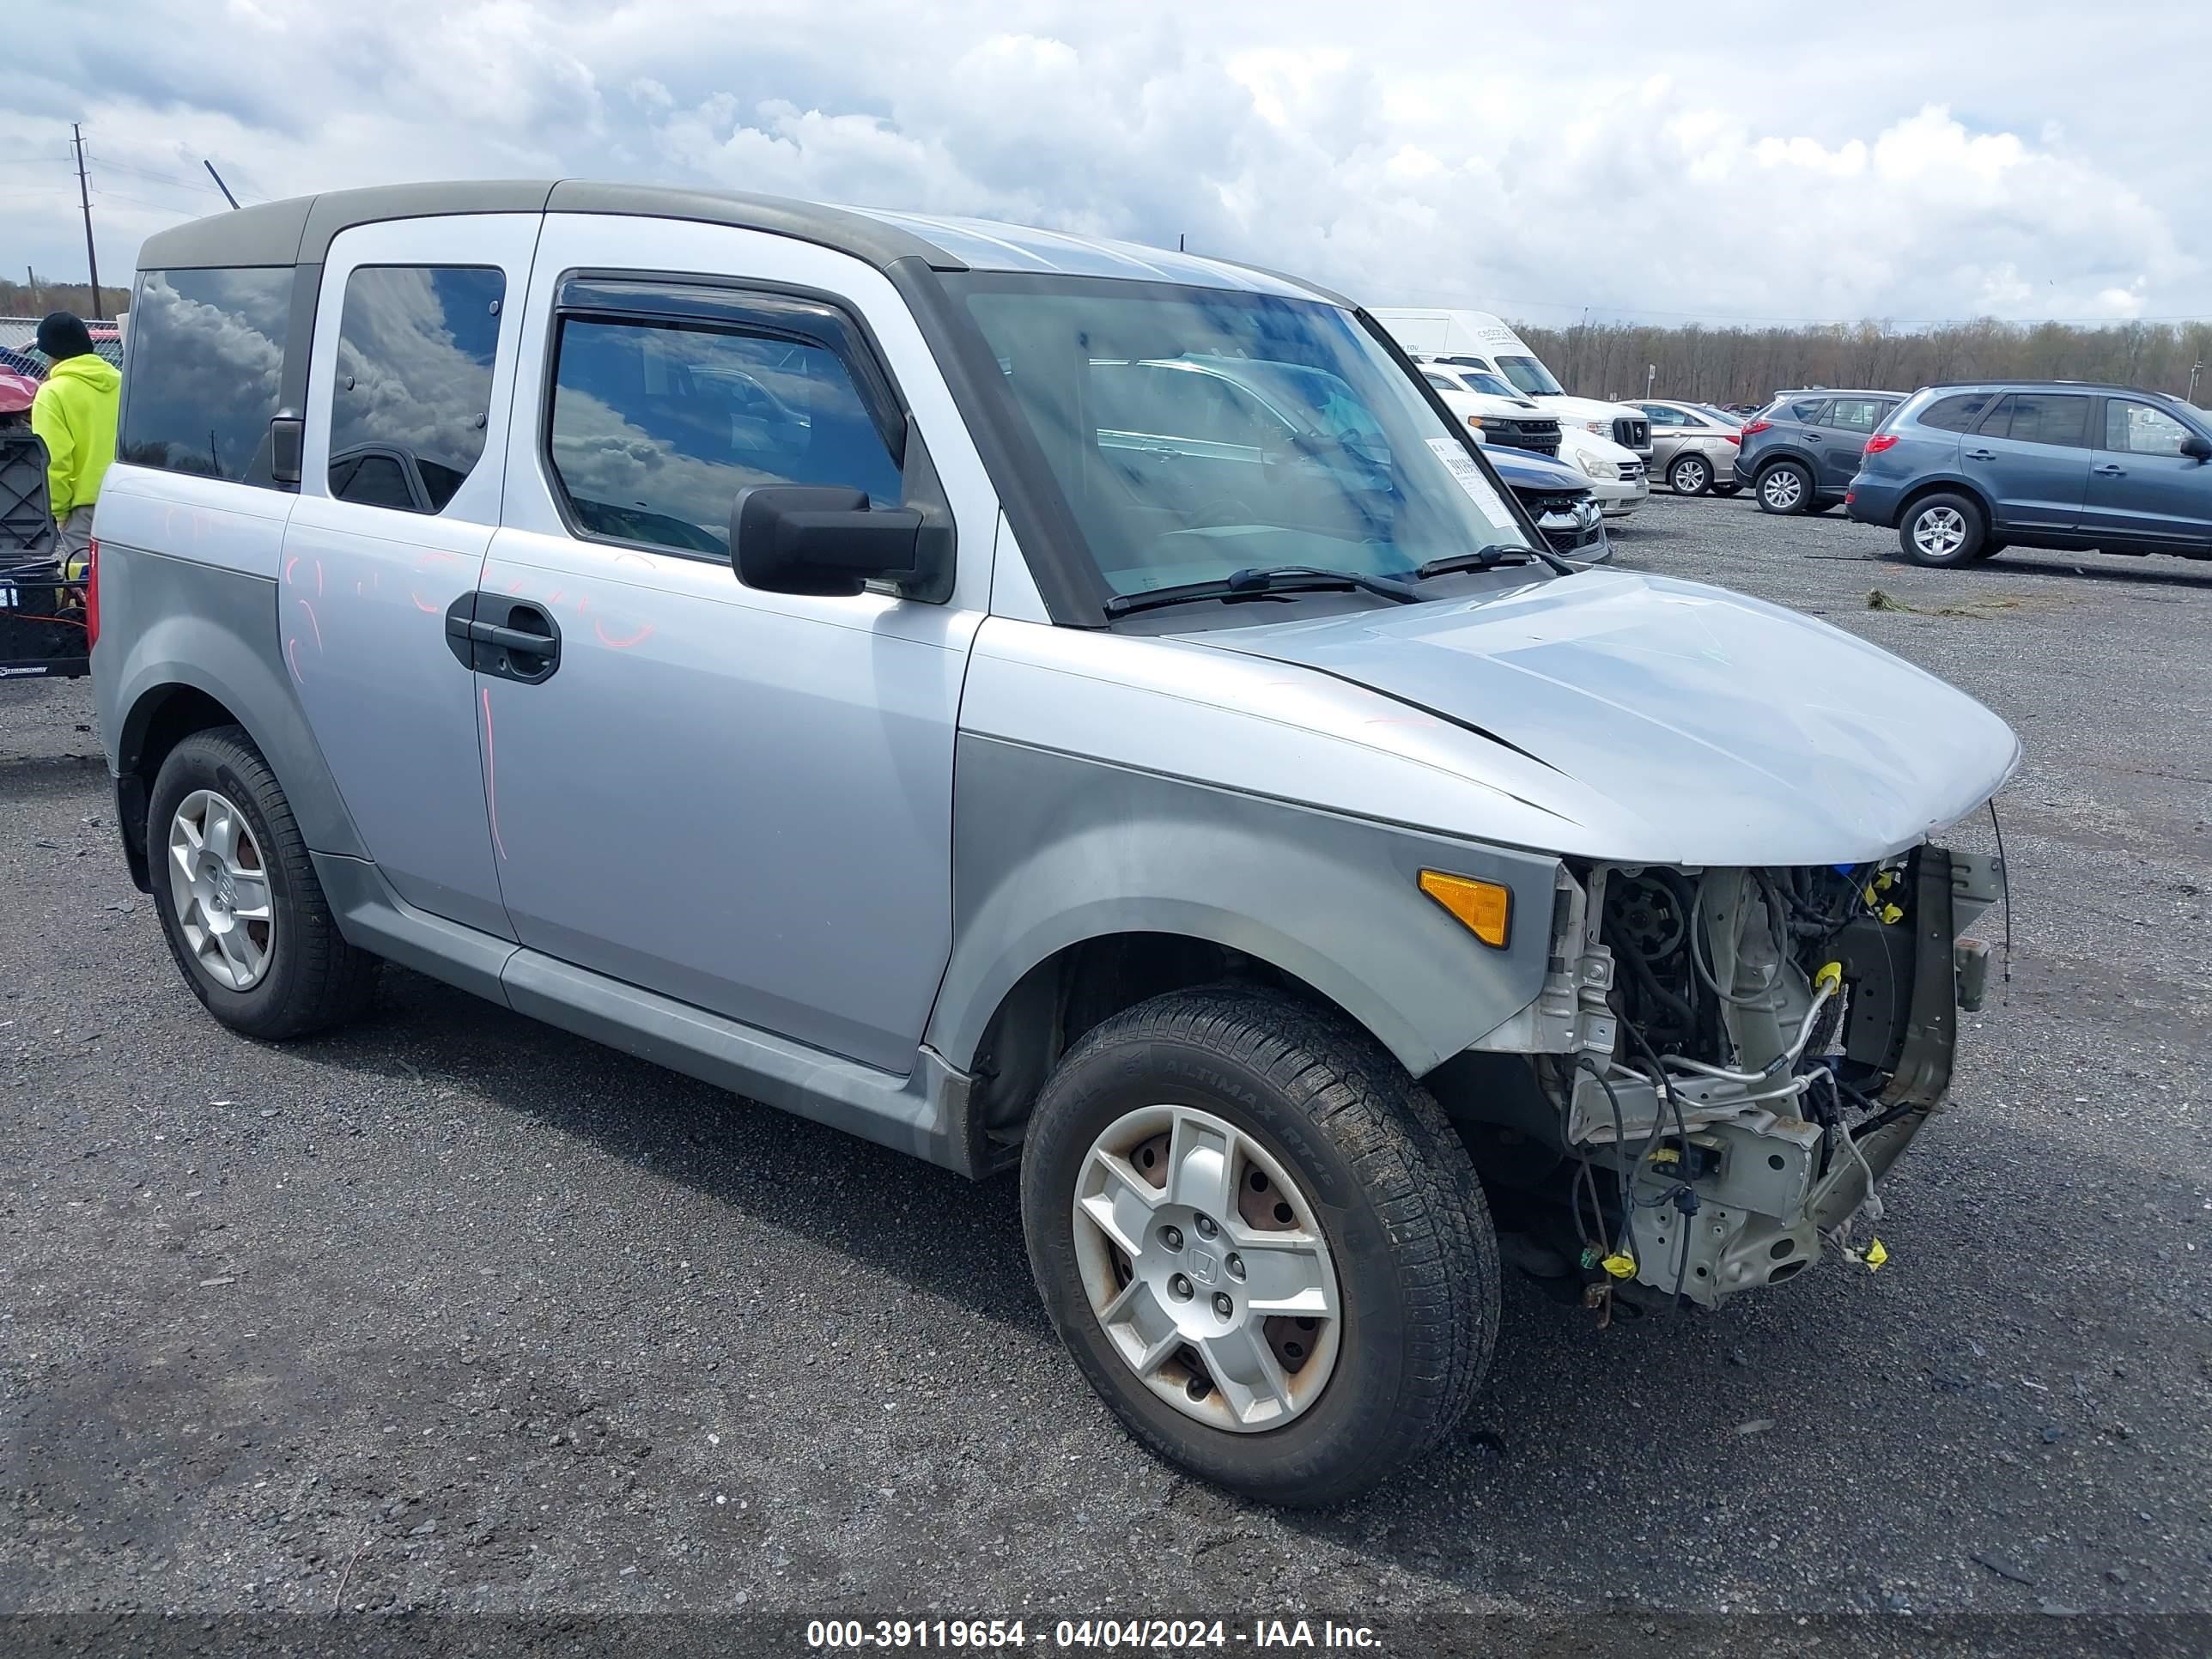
[[1918, 392, 1996, 432], [1996, 392, 2091, 448], [1421, 372, 1456, 391], [2104, 399, 2192, 457], [548, 316, 902, 558], [117, 267, 291, 483], [1789, 399, 1830, 425], [328, 265, 506, 513], [1824, 398, 1885, 434]]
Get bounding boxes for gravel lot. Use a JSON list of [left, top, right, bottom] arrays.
[[3, 495, 2209, 1648]]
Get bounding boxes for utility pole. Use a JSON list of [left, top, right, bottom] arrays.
[[71, 122, 102, 319]]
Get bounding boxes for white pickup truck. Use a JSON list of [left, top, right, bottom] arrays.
[[1376, 307, 1652, 464], [1418, 362, 1646, 519]]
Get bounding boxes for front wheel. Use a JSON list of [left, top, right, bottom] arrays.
[[1899, 492, 1987, 567], [1668, 453, 1712, 495], [1757, 460, 1814, 514], [1021, 987, 1498, 1506]]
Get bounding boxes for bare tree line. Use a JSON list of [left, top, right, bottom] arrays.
[[1517, 318, 2212, 407], [0, 279, 134, 320]]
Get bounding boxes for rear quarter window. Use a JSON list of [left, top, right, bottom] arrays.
[[118, 267, 292, 483], [1915, 392, 1999, 433]]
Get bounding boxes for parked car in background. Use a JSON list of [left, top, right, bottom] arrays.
[[1373, 308, 1653, 462], [1635, 400, 1742, 496], [1737, 389, 1906, 515], [1416, 362, 1564, 458], [1847, 381, 2212, 566], [1483, 441, 1611, 559], [1553, 422, 1647, 518]]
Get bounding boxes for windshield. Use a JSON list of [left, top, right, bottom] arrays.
[[1464, 369, 1522, 399], [957, 276, 1540, 602], [1494, 354, 1567, 398]]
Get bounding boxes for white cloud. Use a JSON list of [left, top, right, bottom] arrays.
[[7, 0, 2207, 327]]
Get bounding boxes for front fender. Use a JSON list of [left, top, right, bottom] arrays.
[[927, 734, 1558, 1079]]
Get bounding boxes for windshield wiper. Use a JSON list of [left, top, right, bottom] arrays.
[[1414, 543, 1575, 579], [1104, 563, 1419, 618]]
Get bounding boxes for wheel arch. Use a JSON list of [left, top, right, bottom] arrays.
[[951, 921, 1426, 1152], [105, 605, 369, 890], [1752, 448, 1815, 483], [1896, 474, 1994, 529], [929, 737, 1559, 1152]]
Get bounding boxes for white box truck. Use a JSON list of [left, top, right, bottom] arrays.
[[1374, 308, 1651, 461]]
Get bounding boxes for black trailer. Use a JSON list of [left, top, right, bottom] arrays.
[[0, 427, 89, 681]]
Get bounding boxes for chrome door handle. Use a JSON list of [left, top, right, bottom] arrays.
[[1966, 448, 1996, 460], [2093, 463, 2125, 477]]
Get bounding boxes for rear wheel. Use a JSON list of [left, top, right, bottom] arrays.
[[148, 726, 377, 1039], [1668, 453, 1712, 496], [1021, 987, 1497, 1506], [1899, 492, 1987, 568], [1757, 460, 1814, 514]]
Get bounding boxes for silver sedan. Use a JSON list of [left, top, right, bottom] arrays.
[[1636, 400, 1745, 496]]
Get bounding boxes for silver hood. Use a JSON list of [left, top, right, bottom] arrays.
[[1182, 568, 2021, 866]]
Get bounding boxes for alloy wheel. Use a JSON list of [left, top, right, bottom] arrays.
[[166, 788, 275, 990], [1672, 455, 1709, 494], [1912, 506, 1968, 560], [1070, 1103, 1341, 1433], [1761, 468, 1804, 510]]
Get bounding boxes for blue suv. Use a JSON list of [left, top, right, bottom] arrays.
[[1847, 382, 2212, 567]]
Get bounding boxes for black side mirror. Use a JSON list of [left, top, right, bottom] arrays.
[[732, 485, 927, 598], [2181, 434, 2212, 463], [269, 411, 304, 486]]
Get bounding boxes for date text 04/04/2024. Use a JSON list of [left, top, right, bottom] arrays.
[[804, 1619, 1382, 1650]]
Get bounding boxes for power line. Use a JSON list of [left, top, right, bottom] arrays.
[[88, 155, 230, 196], [91, 188, 199, 216]]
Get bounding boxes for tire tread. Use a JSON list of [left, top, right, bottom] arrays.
[[1024, 984, 1498, 1505]]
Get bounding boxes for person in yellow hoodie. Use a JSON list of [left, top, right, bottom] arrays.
[[29, 312, 120, 581]]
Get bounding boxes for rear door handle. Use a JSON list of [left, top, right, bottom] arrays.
[[1966, 448, 1996, 460], [2093, 463, 2126, 477], [445, 594, 562, 683]]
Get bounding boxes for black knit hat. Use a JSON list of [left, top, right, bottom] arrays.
[[36, 312, 94, 361]]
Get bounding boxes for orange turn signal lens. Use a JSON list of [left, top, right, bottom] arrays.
[[1419, 870, 1511, 949]]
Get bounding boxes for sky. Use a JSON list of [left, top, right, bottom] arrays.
[[5, 0, 2208, 329]]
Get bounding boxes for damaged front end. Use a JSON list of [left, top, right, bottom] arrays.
[[1437, 844, 2003, 1310]]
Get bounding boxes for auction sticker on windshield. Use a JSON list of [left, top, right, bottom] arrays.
[[1425, 438, 1520, 533]]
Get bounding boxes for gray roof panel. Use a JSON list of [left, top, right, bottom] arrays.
[[137, 196, 314, 270], [131, 179, 1335, 301], [544, 181, 958, 270], [844, 208, 1322, 295]]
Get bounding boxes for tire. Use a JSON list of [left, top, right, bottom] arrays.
[[1756, 460, 1814, 514], [147, 725, 377, 1040], [1898, 492, 1987, 568], [1021, 986, 1498, 1506], [1712, 482, 1741, 497], [1667, 453, 1712, 496]]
